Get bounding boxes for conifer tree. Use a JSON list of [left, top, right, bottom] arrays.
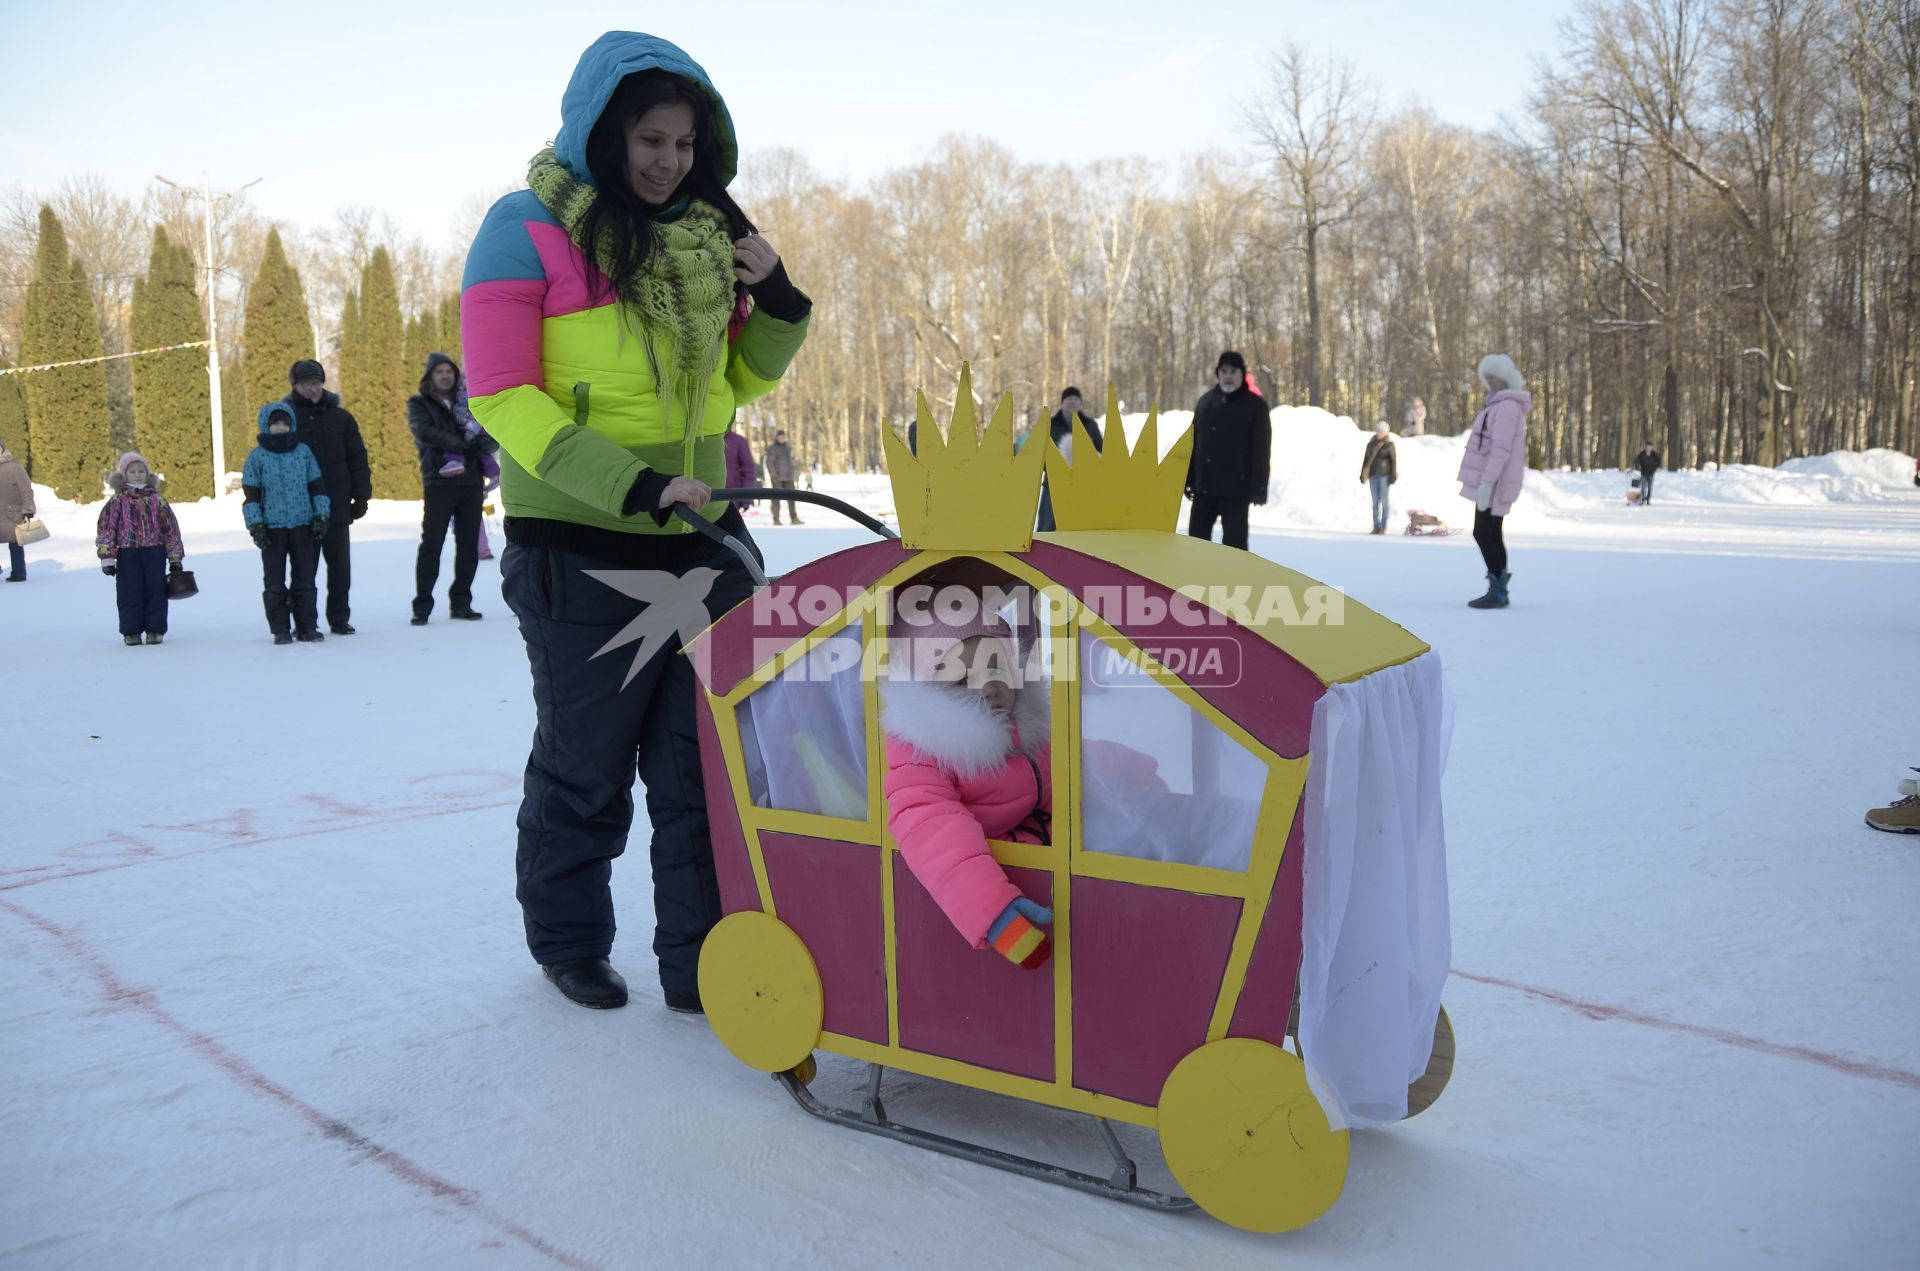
[[437, 293, 462, 366], [19, 209, 112, 500], [241, 229, 314, 429], [358, 248, 414, 499], [221, 354, 250, 479], [337, 288, 362, 414], [402, 308, 441, 385], [130, 229, 213, 500], [0, 359, 27, 472]]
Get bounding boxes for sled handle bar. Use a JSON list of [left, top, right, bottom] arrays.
[[667, 487, 900, 590], [711, 487, 900, 541]]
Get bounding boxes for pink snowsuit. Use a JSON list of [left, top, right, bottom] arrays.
[[1455, 389, 1532, 516], [881, 677, 1052, 948]]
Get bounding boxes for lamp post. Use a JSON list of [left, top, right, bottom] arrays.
[[156, 173, 260, 497]]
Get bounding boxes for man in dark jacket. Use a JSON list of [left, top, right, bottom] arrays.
[[407, 352, 496, 624], [284, 359, 371, 634], [1185, 352, 1271, 550], [1035, 387, 1102, 532], [763, 429, 801, 524], [1634, 442, 1661, 505]]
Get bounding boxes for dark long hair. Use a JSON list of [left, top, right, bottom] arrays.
[[578, 70, 756, 306]]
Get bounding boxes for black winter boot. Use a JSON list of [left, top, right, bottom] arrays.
[[542, 958, 629, 1009], [1468, 571, 1511, 609], [663, 986, 704, 1015]]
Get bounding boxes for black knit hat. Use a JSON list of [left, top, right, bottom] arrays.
[[1216, 351, 1247, 372], [289, 359, 326, 385], [1060, 386, 1083, 402]]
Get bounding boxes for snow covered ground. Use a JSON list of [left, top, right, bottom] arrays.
[[3, 425, 1918, 1269]]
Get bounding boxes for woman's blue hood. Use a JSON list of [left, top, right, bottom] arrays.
[[553, 31, 737, 188]]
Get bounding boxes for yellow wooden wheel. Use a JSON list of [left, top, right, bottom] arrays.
[[697, 912, 823, 1073], [1404, 1004, 1455, 1118], [1158, 1039, 1350, 1233]]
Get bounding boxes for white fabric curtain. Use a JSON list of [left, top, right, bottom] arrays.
[[1297, 650, 1453, 1129]]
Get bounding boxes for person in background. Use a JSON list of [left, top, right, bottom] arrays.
[[1457, 354, 1532, 609], [1405, 396, 1428, 437], [243, 405, 330, 644], [1634, 440, 1662, 506], [407, 352, 496, 624], [1035, 387, 1102, 533], [724, 418, 757, 511], [96, 452, 185, 645], [763, 428, 801, 524], [283, 360, 370, 635], [1361, 420, 1398, 535], [1184, 352, 1271, 551], [0, 439, 32, 582]]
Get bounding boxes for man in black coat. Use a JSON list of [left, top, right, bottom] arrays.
[[284, 359, 372, 634], [1634, 441, 1661, 506], [407, 352, 497, 624], [1035, 386, 1103, 532], [1185, 351, 1271, 550]]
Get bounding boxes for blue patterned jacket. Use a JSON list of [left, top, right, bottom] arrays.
[[243, 404, 332, 530]]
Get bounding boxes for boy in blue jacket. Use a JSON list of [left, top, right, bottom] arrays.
[[244, 403, 332, 644]]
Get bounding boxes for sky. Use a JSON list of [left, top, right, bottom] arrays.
[[2, 0, 1577, 251]]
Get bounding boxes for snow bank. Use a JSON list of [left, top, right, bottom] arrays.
[[1103, 405, 1917, 534]]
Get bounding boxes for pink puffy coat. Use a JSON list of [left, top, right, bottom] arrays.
[[881, 677, 1052, 948], [1456, 389, 1532, 516]]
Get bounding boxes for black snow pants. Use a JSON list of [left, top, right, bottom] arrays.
[[502, 532, 759, 994]]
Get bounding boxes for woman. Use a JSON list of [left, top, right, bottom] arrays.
[[407, 352, 497, 623], [462, 32, 810, 1011], [0, 439, 32, 581], [1360, 420, 1397, 535], [1456, 354, 1531, 609]]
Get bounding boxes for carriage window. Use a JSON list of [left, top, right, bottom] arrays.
[[736, 622, 868, 820], [1076, 630, 1268, 872]]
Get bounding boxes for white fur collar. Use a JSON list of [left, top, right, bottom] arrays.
[[880, 676, 1051, 780]]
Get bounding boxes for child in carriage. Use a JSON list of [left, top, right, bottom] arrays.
[[881, 590, 1055, 970]]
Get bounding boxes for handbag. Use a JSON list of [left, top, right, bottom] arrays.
[[165, 565, 198, 600], [14, 516, 48, 546]]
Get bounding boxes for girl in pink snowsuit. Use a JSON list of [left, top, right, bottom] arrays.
[[881, 611, 1054, 968]]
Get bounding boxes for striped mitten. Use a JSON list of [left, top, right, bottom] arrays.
[[987, 897, 1053, 970]]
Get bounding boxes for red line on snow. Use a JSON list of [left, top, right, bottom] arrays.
[[0, 898, 601, 1271], [1451, 968, 1920, 1090], [0, 800, 522, 893]]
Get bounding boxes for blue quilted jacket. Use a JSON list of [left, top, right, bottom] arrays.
[[243, 404, 332, 530]]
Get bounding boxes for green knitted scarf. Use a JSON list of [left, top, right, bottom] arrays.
[[527, 148, 733, 434]]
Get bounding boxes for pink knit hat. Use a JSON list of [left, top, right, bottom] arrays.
[[115, 451, 151, 477], [889, 593, 1017, 683]]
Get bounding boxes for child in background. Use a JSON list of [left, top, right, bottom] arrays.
[[880, 603, 1054, 968], [95, 452, 185, 645], [243, 403, 332, 644]]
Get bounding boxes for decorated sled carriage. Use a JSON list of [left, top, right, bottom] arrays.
[[678, 370, 1454, 1234]]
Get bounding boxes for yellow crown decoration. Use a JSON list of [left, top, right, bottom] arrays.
[[883, 363, 1045, 551], [1042, 385, 1193, 532]]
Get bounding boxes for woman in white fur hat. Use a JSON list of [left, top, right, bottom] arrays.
[[1456, 353, 1531, 609]]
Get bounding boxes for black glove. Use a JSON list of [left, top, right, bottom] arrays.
[[101, 562, 116, 577], [350, 498, 369, 521], [311, 517, 329, 539], [249, 524, 268, 549]]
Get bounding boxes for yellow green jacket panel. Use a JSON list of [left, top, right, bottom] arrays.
[[460, 190, 808, 534]]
